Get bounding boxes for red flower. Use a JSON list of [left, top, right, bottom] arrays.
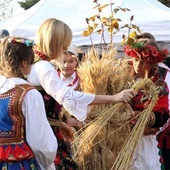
[[129, 50, 138, 58], [161, 49, 169, 56], [124, 43, 169, 63], [151, 48, 158, 57], [54, 155, 61, 165], [62, 151, 67, 157], [55, 131, 64, 141], [142, 49, 149, 57]]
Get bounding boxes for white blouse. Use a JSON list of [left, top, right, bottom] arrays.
[[59, 71, 79, 89], [0, 76, 57, 170], [27, 60, 95, 121]]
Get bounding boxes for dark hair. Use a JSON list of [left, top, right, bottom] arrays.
[[135, 32, 155, 41], [0, 37, 34, 78], [136, 38, 159, 49]]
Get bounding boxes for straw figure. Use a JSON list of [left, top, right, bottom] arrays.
[[71, 47, 160, 170]]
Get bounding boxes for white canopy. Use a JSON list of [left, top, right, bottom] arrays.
[[0, 0, 170, 46]]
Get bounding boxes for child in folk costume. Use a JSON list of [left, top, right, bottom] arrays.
[[27, 18, 136, 169], [124, 38, 169, 170], [132, 32, 170, 169], [0, 37, 57, 170], [58, 45, 84, 130], [55, 45, 85, 160]]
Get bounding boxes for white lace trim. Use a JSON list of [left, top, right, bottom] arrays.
[[62, 89, 95, 121]]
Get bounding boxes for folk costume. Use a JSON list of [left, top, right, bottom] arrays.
[[157, 62, 170, 170], [130, 70, 169, 170], [158, 115, 170, 170], [124, 41, 169, 170], [27, 50, 94, 169], [58, 71, 80, 90], [0, 77, 57, 170]]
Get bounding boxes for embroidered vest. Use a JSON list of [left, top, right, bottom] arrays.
[[0, 84, 34, 162]]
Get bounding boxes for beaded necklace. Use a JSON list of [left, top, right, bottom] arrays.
[[34, 48, 48, 61]]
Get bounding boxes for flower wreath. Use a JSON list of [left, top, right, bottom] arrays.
[[8, 38, 35, 47], [123, 42, 169, 63]]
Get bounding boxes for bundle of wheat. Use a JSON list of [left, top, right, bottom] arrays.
[[111, 78, 159, 170], [72, 47, 159, 170]]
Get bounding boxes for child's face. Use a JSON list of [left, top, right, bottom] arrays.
[[59, 53, 78, 78], [132, 58, 152, 77]]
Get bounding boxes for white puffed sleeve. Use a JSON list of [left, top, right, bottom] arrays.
[[22, 89, 57, 170], [27, 61, 95, 121]]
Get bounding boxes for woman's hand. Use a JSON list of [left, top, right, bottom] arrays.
[[66, 117, 83, 130], [90, 89, 137, 105], [112, 89, 136, 103]]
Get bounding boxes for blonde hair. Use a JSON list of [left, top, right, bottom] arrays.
[[35, 18, 72, 61]]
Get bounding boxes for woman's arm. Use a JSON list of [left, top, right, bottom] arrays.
[[91, 89, 136, 104], [28, 61, 136, 121]]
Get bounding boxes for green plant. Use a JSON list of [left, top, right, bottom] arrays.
[[82, 0, 141, 46]]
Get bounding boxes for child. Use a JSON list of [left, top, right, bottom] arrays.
[[124, 38, 169, 169], [58, 45, 84, 130], [0, 37, 57, 170]]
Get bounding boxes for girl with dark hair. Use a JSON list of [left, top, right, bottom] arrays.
[[0, 37, 57, 170]]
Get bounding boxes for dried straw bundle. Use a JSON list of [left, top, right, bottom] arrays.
[[72, 47, 159, 170], [111, 78, 159, 170]]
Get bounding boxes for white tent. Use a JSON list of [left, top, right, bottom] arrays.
[[0, 0, 170, 47]]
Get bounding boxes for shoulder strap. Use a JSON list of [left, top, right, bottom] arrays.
[[34, 86, 44, 91], [16, 84, 35, 92]]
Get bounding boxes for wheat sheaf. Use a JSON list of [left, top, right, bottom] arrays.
[[72, 47, 159, 170]]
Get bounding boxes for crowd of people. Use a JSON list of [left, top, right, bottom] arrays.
[[0, 17, 169, 170]]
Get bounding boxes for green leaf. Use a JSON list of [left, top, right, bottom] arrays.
[[114, 8, 119, 13]]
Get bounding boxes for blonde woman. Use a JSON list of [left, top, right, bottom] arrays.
[[27, 18, 136, 169]]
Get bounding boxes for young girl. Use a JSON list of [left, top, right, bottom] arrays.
[[0, 37, 57, 170], [58, 45, 80, 90], [58, 45, 84, 130], [124, 38, 169, 169], [27, 18, 136, 169]]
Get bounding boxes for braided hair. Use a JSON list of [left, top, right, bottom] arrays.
[[0, 36, 34, 79]]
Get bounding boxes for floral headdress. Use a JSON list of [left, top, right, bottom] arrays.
[[123, 42, 169, 63], [8, 38, 35, 47]]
